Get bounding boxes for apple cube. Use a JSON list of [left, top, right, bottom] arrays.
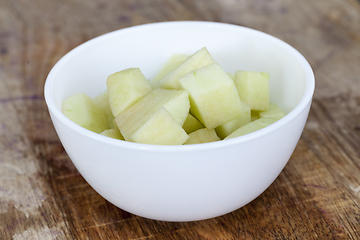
[[162, 91, 191, 127], [159, 47, 215, 89], [227, 72, 235, 81], [152, 54, 190, 88], [259, 103, 285, 120], [94, 90, 116, 128], [107, 68, 152, 117], [179, 63, 242, 129], [129, 107, 189, 145], [215, 101, 251, 139], [182, 114, 204, 134], [234, 70, 270, 111], [62, 93, 109, 133], [251, 110, 260, 121], [184, 128, 220, 145], [115, 88, 190, 140], [100, 128, 124, 140], [225, 117, 278, 140]]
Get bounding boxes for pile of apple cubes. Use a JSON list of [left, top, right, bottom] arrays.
[[62, 47, 285, 145]]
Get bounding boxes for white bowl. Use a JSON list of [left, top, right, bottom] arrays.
[[44, 21, 315, 222]]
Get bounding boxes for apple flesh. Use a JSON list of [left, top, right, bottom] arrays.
[[100, 128, 124, 140], [159, 47, 215, 89], [184, 128, 220, 145], [107, 68, 152, 117], [179, 63, 243, 129], [225, 117, 278, 140], [94, 90, 116, 128], [62, 93, 109, 133], [62, 47, 287, 145], [152, 54, 189, 88], [227, 72, 235, 81], [234, 70, 270, 111], [129, 107, 189, 145], [259, 103, 285, 119], [182, 114, 204, 134], [251, 110, 260, 121], [162, 90, 191, 126], [215, 101, 251, 139], [115, 88, 190, 140]]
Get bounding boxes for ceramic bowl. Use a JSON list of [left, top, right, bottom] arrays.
[[44, 21, 315, 222]]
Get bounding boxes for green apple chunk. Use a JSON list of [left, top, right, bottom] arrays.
[[179, 63, 243, 129], [107, 68, 152, 117], [182, 114, 204, 134], [159, 47, 215, 89], [162, 92, 191, 127], [215, 101, 251, 139], [234, 70, 270, 111], [251, 110, 260, 121], [184, 128, 220, 145], [227, 72, 235, 81], [115, 88, 190, 140], [152, 54, 190, 88], [100, 128, 124, 140], [129, 107, 189, 145], [259, 103, 285, 120], [62, 93, 109, 133], [225, 117, 278, 140], [94, 90, 116, 128]]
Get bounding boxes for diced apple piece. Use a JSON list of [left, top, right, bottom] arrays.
[[94, 90, 116, 128], [251, 110, 260, 121], [129, 107, 189, 145], [100, 128, 124, 140], [227, 72, 235, 81], [215, 101, 251, 139], [234, 71, 270, 111], [62, 93, 109, 133], [152, 54, 190, 88], [107, 68, 152, 117], [115, 88, 190, 140], [182, 114, 204, 134], [225, 118, 278, 140], [162, 91, 191, 127], [110, 118, 119, 131], [179, 63, 242, 129], [259, 103, 285, 120], [184, 128, 219, 145], [159, 47, 215, 89]]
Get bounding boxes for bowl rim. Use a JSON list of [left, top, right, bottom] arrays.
[[44, 21, 315, 153]]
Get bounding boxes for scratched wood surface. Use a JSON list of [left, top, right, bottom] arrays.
[[0, 0, 360, 239]]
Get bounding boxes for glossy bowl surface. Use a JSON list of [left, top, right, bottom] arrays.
[[44, 21, 315, 221]]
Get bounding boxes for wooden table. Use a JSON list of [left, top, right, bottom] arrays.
[[1, 0, 359, 239]]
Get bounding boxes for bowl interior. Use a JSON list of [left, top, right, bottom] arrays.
[[48, 22, 310, 118]]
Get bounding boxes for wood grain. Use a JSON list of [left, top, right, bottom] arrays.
[[0, 0, 359, 239]]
